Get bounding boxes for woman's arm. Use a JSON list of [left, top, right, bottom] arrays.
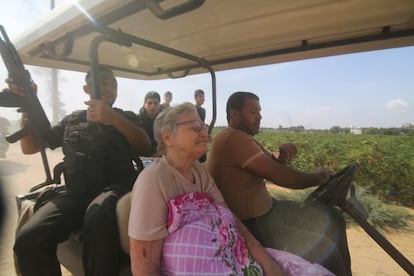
[[215, 202, 286, 275], [234, 217, 287, 276], [129, 237, 164, 276]]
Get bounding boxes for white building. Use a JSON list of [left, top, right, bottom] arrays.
[[350, 127, 362, 134]]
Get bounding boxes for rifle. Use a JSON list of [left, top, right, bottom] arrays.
[[0, 25, 55, 190], [0, 25, 51, 143]]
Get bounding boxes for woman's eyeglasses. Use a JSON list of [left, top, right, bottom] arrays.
[[175, 120, 209, 132]]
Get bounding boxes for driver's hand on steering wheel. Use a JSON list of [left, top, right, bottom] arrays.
[[314, 167, 335, 185], [278, 143, 298, 165]]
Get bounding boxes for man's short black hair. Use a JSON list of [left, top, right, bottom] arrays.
[[194, 89, 205, 98], [85, 65, 116, 85], [226, 92, 259, 122], [144, 91, 161, 102]]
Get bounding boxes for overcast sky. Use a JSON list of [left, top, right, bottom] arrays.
[[1, 0, 413, 129]]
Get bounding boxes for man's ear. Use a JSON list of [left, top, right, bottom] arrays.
[[230, 109, 239, 121], [83, 85, 91, 95]]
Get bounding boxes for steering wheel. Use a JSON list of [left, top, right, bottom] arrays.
[[304, 163, 358, 208]]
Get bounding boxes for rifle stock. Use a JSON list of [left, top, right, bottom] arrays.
[[0, 25, 52, 143]]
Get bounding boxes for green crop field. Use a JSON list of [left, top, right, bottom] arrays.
[[212, 129, 414, 207], [210, 129, 414, 229]]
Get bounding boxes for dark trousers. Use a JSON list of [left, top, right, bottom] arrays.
[[14, 189, 127, 276], [243, 199, 352, 276], [82, 191, 129, 276]]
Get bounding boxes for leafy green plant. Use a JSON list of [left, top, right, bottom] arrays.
[[252, 131, 414, 206], [354, 188, 413, 230]]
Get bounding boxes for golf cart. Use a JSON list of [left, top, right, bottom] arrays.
[[0, 116, 10, 158], [1, 0, 414, 275]]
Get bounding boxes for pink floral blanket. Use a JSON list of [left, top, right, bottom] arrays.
[[161, 192, 334, 276]]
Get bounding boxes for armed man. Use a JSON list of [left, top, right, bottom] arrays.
[[4, 66, 151, 276]]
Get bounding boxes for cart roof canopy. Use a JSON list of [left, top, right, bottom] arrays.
[[14, 0, 414, 80]]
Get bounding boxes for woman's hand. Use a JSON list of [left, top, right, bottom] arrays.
[[262, 260, 288, 276]]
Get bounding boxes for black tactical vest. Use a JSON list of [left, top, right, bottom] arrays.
[[61, 110, 139, 196]]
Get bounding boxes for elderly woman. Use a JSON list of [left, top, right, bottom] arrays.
[[128, 103, 333, 275]]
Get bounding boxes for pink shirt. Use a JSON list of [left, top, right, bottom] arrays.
[[128, 156, 224, 241]]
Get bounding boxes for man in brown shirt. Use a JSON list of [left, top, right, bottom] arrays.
[[206, 91, 351, 276]]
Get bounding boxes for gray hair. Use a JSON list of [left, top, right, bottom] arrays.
[[153, 102, 198, 154]]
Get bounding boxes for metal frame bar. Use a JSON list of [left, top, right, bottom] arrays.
[[87, 26, 217, 130], [35, 27, 414, 78]]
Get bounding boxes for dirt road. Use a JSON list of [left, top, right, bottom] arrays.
[[0, 143, 64, 275]]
